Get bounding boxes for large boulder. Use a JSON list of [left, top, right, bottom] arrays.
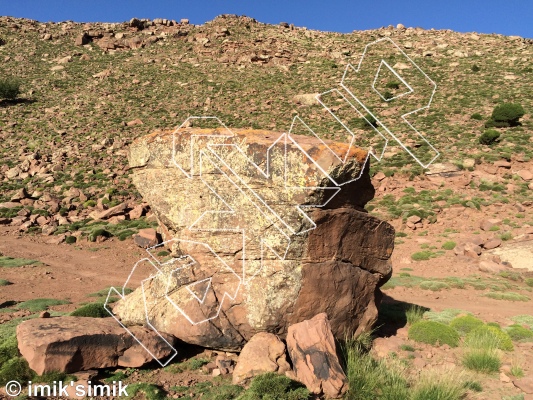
[[112, 127, 393, 350], [16, 317, 176, 374]]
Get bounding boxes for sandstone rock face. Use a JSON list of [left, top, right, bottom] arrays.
[[232, 332, 290, 384], [286, 313, 348, 398], [112, 127, 393, 350], [16, 317, 176, 374]]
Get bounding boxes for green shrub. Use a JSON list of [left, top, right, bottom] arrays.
[[471, 64, 481, 72], [83, 200, 97, 208], [419, 281, 449, 291], [408, 320, 459, 347], [406, 305, 426, 325], [65, 236, 77, 244], [462, 349, 501, 373], [400, 344, 415, 352], [0, 357, 34, 385], [0, 335, 19, 366], [499, 232, 513, 241], [465, 325, 513, 351], [33, 370, 77, 384], [188, 358, 209, 370], [441, 241, 456, 250], [525, 278, 533, 287], [125, 383, 166, 400], [0, 279, 11, 286], [16, 298, 70, 312], [449, 315, 484, 336], [342, 340, 410, 400], [360, 113, 378, 129], [383, 90, 394, 100], [491, 103, 525, 126], [386, 81, 401, 89], [483, 292, 529, 302], [511, 315, 533, 329], [411, 369, 466, 400], [0, 77, 21, 100], [0, 256, 40, 268], [165, 357, 210, 374], [470, 113, 483, 120], [479, 129, 500, 145], [463, 380, 483, 392], [88, 228, 112, 242], [411, 251, 435, 261], [506, 325, 533, 341], [423, 309, 468, 325], [238, 372, 310, 400], [205, 383, 244, 399], [70, 303, 109, 318], [510, 364, 524, 378]]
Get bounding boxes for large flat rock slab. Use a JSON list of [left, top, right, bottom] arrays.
[[17, 317, 175, 374], [486, 240, 533, 271]]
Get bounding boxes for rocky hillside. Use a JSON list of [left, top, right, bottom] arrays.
[[0, 14, 531, 239]]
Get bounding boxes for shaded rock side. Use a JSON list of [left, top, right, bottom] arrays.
[[16, 317, 175, 375], [286, 313, 348, 398], [113, 128, 394, 350]]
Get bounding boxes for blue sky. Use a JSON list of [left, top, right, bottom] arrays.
[[1, 0, 532, 38]]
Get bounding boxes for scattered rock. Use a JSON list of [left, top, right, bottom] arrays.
[[92, 69, 112, 79], [479, 260, 505, 273], [483, 238, 502, 250], [292, 93, 319, 106], [373, 171, 386, 181], [130, 17, 146, 29], [126, 118, 144, 126], [286, 313, 348, 398], [232, 332, 291, 384], [494, 160, 511, 168], [513, 377, 533, 394], [393, 62, 410, 70], [129, 204, 145, 220], [517, 170, 533, 181], [500, 372, 511, 383], [57, 55, 72, 64], [74, 33, 91, 46], [89, 202, 127, 220], [372, 336, 404, 358], [0, 201, 22, 209], [133, 228, 160, 248], [480, 218, 500, 231], [463, 158, 476, 169], [215, 354, 234, 375], [425, 163, 461, 177], [407, 215, 421, 224]]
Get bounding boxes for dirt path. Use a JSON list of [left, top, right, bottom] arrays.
[[0, 228, 147, 310]]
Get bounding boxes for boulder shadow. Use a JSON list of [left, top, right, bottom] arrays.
[[374, 293, 430, 338], [0, 98, 36, 107]]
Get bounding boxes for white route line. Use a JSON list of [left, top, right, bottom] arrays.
[[340, 37, 440, 168], [107, 37, 440, 365]]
